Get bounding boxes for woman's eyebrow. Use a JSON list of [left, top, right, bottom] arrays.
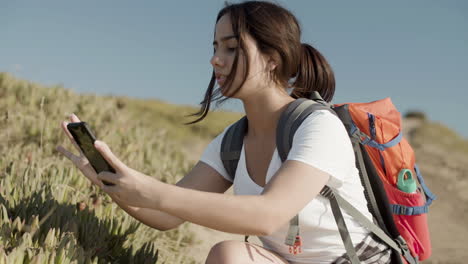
[[212, 35, 238, 46]]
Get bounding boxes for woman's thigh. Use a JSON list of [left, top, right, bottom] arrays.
[[205, 240, 291, 264]]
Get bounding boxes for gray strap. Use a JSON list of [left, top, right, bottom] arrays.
[[277, 98, 336, 249], [277, 99, 335, 162], [289, 103, 337, 147], [220, 116, 247, 181], [281, 100, 316, 161], [277, 98, 309, 162], [220, 151, 241, 161], [220, 120, 237, 178], [335, 192, 401, 251], [352, 140, 388, 234], [284, 215, 299, 246], [325, 188, 360, 264], [278, 99, 311, 248], [322, 186, 402, 254]]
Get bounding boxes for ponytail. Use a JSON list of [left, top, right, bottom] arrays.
[[291, 43, 335, 102]]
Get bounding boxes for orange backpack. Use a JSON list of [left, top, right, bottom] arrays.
[[221, 92, 436, 263], [333, 96, 435, 263]]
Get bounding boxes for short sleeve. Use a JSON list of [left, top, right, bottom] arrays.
[[286, 110, 355, 188], [199, 126, 233, 182]]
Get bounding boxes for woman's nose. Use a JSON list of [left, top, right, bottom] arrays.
[[210, 55, 224, 68]]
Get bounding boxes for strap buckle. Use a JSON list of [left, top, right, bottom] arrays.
[[319, 185, 334, 198], [396, 236, 419, 264]]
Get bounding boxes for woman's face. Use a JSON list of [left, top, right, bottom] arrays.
[[211, 14, 271, 98]]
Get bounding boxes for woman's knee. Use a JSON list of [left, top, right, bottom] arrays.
[[205, 240, 245, 264]]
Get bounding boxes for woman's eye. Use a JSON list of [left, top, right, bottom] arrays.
[[212, 47, 237, 54]]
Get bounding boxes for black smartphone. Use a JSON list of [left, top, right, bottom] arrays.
[[66, 122, 116, 186]]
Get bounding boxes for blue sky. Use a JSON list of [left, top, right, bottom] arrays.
[[1, 0, 467, 138]]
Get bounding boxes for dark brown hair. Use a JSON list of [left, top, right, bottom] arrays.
[[185, 0, 335, 125]]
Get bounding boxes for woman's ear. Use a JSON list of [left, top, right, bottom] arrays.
[[269, 60, 277, 71]]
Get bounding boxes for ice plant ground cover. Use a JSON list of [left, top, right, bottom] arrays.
[[0, 72, 241, 263]]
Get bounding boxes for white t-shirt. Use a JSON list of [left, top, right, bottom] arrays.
[[200, 110, 372, 264]]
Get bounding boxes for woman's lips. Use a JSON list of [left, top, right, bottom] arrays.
[[216, 76, 226, 86]]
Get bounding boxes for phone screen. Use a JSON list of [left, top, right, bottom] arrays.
[[67, 122, 116, 185]]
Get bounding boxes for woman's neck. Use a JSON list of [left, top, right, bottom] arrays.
[[241, 90, 295, 139]]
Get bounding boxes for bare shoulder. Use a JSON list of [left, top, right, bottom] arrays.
[[176, 161, 232, 194]]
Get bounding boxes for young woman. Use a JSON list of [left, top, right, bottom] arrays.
[[57, 1, 392, 263]]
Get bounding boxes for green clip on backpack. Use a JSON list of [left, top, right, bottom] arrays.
[[220, 92, 436, 264]]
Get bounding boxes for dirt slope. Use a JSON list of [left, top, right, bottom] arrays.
[[404, 119, 468, 263]]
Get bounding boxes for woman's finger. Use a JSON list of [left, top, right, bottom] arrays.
[[59, 113, 82, 154], [56, 145, 77, 161], [70, 113, 81, 123], [56, 145, 89, 169], [94, 141, 126, 172], [56, 145, 103, 187], [97, 171, 119, 185]]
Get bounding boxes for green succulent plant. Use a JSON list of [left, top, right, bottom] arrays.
[[0, 72, 243, 263]]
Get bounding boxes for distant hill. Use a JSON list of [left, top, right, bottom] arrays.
[[403, 116, 468, 263], [1, 72, 466, 263]]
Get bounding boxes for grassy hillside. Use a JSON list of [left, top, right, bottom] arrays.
[[0, 72, 242, 263], [2, 72, 467, 263]]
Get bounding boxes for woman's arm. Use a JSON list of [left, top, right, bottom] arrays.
[[95, 141, 328, 237], [155, 184, 272, 236], [109, 161, 233, 231], [154, 160, 329, 236], [110, 195, 182, 231]]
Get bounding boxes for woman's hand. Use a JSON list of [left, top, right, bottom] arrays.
[[56, 114, 105, 188], [93, 140, 162, 209], [56, 114, 162, 209]]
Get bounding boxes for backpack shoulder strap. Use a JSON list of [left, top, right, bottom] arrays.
[[277, 97, 337, 250], [220, 116, 248, 182], [276, 97, 336, 162]]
